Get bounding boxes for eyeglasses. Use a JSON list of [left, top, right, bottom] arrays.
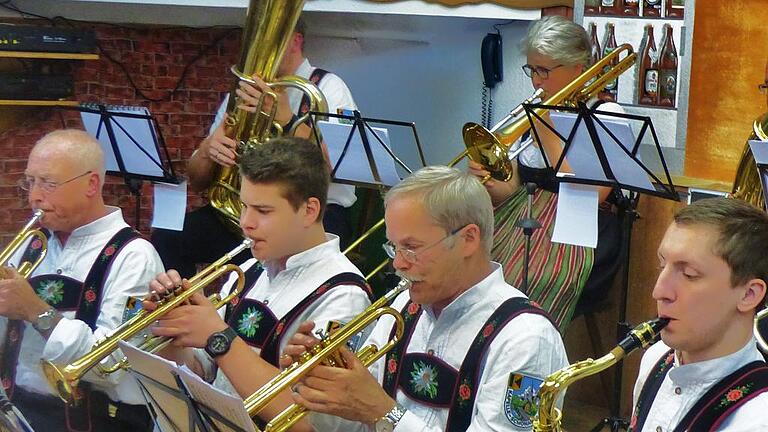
[[759, 83, 768, 95], [18, 170, 93, 194], [521, 64, 564, 79], [382, 225, 466, 264]]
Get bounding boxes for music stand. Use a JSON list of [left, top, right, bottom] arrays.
[[120, 341, 254, 432], [67, 104, 179, 230], [523, 101, 678, 432], [308, 110, 426, 189]]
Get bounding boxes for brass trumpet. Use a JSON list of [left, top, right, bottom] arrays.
[[0, 210, 47, 278], [245, 278, 411, 432], [42, 239, 253, 405], [533, 317, 669, 432]]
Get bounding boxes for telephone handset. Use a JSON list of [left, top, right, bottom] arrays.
[[481, 32, 503, 88]]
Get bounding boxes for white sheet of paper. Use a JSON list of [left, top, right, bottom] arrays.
[[151, 181, 187, 231], [119, 340, 195, 432], [551, 182, 599, 248], [318, 121, 402, 187], [176, 366, 256, 432]]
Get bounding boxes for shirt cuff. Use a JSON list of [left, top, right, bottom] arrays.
[[393, 410, 425, 432]]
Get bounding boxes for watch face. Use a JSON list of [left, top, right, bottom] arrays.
[[209, 334, 229, 355], [374, 420, 394, 432]]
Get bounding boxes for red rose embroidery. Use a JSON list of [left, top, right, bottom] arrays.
[[104, 245, 116, 257], [231, 297, 239, 307], [407, 303, 420, 315], [482, 324, 494, 338], [1, 378, 10, 390], [8, 329, 18, 343], [530, 301, 541, 309], [387, 359, 397, 374], [664, 353, 674, 365], [629, 414, 637, 429], [275, 322, 285, 335], [459, 383, 471, 400], [31, 239, 42, 250], [726, 389, 744, 402], [84, 289, 97, 303]]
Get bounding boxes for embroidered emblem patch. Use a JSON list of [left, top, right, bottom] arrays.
[[410, 361, 439, 399], [237, 307, 263, 338], [122, 296, 143, 323], [36, 279, 64, 305], [504, 373, 543, 428]]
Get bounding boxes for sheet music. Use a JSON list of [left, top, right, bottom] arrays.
[[549, 112, 655, 191], [551, 182, 599, 248], [151, 181, 188, 231], [80, 105, 165, 178], [318, 121, 402, 187], [176, 366, 256, 432], [119, 341, 192, 432]]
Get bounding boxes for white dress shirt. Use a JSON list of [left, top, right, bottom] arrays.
[[6, 207, 164, 405], [631, 338, 768, 432], [310, 263, 569, 432], [211, 58, 358, 208], [200, 234, 371, 395]]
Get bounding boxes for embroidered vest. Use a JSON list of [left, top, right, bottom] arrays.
[[630, 348, 768, 432], [382, 296, 555, 432], [1, 227, 141, 397], [225, 270, 371, 367]]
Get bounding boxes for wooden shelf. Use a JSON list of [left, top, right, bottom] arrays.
[[0, 51, 98, 60], [0, 100, 79, 106]]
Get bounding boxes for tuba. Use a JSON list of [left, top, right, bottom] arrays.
[[533, 317, 669, 432], [244, 278, 411, 432], [0, 210, 47, 279], [207, 0, 328, 233], [731, 112, 768, 209], [41, 239, 253, 405], [458, 44, 637, 182]]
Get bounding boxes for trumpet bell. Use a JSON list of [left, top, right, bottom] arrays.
[[41, 360, 77, 405]]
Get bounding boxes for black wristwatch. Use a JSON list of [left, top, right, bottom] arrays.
[[204, 326, 238, 358]]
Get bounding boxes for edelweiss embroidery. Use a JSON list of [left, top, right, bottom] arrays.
[[237, 307, 263, 338], [410, 361, 438, 399], [36, 279, 64, 305]]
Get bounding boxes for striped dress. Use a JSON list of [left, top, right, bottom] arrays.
[[492, 183, 594, 332]]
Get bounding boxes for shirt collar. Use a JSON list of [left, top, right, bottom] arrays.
[[264, 233, 341, 280], [669, 337, 765, 386], [295, 58, 312, 79], [423, 262, 511, 319]]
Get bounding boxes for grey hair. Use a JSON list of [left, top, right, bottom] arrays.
[[384, 166, 494, 254], [34, 129, 106, 190], [522, 16, 590, 67]]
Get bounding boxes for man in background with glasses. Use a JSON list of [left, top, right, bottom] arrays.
[[0, 129, 164, 431], [282, 166, 568, 431]]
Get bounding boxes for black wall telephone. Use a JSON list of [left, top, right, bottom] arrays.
[[481, 32, 503, 88]]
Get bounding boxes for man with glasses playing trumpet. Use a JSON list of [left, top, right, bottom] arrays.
[[282, 166, 568, 431], [143, 136, 371, 427], [469, 16, 625, 331], [0, 129, 164, 431]]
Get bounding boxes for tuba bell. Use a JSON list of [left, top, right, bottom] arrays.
[[207, 0, 328, 233], [0, 210, 47, 279]]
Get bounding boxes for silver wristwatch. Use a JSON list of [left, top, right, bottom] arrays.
[[374, 403, 407, 432], [32, 308, 58, 332]]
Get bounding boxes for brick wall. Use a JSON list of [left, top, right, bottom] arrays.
[[0, 20, 242, 246]]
